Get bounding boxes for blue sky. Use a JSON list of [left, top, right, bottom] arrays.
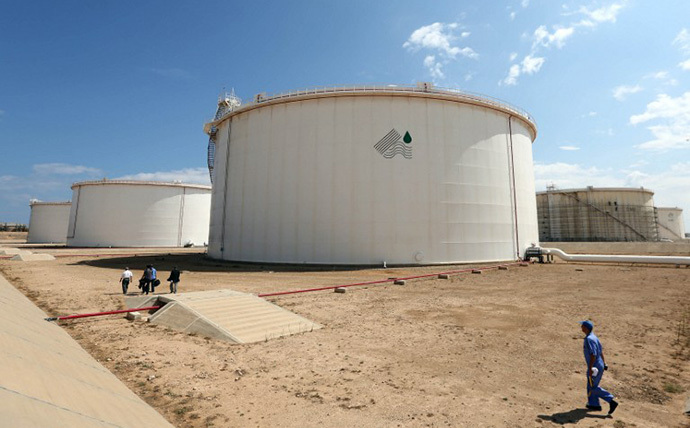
[[1, 0, 689, 230]]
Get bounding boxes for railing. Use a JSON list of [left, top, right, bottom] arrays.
[[208, 84, 537, 129]]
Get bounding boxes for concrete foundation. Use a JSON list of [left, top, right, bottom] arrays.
[[126, 289, 321, 344]]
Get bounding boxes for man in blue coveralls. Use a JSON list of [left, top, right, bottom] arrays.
[[580, 320, 618, 415]]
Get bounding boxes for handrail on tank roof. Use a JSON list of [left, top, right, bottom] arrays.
[[206, 84, 537, 133]]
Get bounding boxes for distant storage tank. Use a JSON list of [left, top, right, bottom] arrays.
[[656, 207, 685, 241], [536, 186, 658, 242], [66, 180, 211, 247], [204, 84, 539, 264], [27, 200, 71, 243]]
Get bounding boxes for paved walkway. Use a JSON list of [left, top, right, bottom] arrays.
[[0, 274, 175, 428]]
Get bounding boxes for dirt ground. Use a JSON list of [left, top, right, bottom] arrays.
[[1, 239, 690, 427]]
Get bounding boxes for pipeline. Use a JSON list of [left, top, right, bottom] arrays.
[[533, 247, 690, 266], [258, 262, 524, 298], [44, 306, 161, 322]]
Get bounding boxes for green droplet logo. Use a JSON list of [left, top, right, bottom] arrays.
[[403, 131, 412, 144]]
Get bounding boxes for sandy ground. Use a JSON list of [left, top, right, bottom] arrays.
[[0, 231, 27, 244], [1, 240, 689, 427]]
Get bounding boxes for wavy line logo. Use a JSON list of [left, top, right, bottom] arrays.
[[374, 129, 412, 159]]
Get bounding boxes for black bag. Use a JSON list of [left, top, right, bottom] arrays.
[[138, 278, 146, 289], [153, 279, 161, 287]]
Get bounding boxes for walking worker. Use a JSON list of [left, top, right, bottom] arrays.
[[141, 264, 154, 295], [151, 264, 159, 293], [119, 267, 133, 295], [167, 266, 181, 294], [579, 320, 618, 415]]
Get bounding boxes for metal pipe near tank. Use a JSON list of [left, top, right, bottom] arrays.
[[536, 247, 690, 265]]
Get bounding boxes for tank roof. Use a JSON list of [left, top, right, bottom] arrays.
[[204, 84, 537, 139], [71, 179, 211, 191], [537, 186, 654, 195], [29, 201, 71, 206]]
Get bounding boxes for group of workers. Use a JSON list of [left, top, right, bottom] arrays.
[[118, 265, 181, 295]]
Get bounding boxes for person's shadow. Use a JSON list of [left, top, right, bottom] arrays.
[[537, 408, 610, 425]]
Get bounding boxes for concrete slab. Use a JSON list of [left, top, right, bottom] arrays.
[[1, 248, 32, 256], [0, 274, 174, 428], [134, 289, 322, 344], [10, 253, 55, 261]]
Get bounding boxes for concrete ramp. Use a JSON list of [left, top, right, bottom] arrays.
[[10, 253, 55, 261], [126, 289, 321, 344]]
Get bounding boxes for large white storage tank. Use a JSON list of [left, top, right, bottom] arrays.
[[27, 200, 71, 243], [536, 186, 658, 242], [656, 207, 685, 241], [204, 84, 539, 264], [66, 180, 211, 247]]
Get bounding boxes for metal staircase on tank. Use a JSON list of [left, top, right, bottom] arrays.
[[207, 90, 241, 184]]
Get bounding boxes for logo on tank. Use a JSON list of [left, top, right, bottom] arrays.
[[374, 129, 412, 159]]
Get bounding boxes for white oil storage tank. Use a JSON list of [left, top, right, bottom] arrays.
[[536, 186, 658, 242], [204, 84, 539, 264], [66, 180, 211, 247], [656, 207, 685, 241], [27, 200, 71, 243]]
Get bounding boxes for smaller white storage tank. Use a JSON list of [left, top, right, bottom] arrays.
[[66, 180, 211, 247], [656, 207, 685, 241], [27, 200, 71, 243], [537, 186, 658, 242]]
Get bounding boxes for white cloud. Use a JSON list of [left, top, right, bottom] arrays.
[[404, 22, 477, 80], [33, 163, 102, 176], [585, 111, 598, 117], [510, 11, 516, 20], [533, 25, 575, 49], [403, 22, 476, 59], [533, 162, 624, 190], [673, 28, 690, 55], [509, 52, 518, 61], [577, 2, 625, 27], [501, 64, 522, 86], [624, 162, 690, 216], [612, 84, 642, 101], [521, 0, 529, 7], [115, 167, 211, 185], [559, 145, 580, 151], [631, 92, 690, 151], [645, 71, 678, 86], [521, 55, 545, 74], [500, 55, 545, 85], [648, 71, 668, 80], [679, 59, 690, 71], [424, 55, 444, 79]]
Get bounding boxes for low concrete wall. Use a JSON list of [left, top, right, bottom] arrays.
[[543, 241, 690, 256]]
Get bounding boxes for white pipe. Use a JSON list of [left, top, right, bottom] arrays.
[[540, 247, 690, 265]]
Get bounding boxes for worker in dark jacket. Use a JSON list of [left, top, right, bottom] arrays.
[[167, 266, 181, 294]]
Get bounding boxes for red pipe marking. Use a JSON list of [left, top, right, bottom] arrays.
[[258, 262, 523, 298], [45, 306, 161, 321]]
